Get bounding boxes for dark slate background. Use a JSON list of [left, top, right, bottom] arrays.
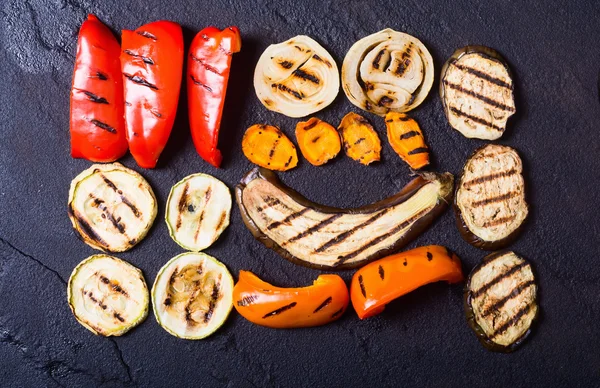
[[1, 0, 599, 386]]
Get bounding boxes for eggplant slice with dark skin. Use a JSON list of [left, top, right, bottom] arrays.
[[440, 46, 515, 140], [465, 251, 538, 352], [236, 167, 454, 270], [454, 144, 528, 250]]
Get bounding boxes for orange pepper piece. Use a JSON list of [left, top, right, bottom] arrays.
[[242, 124, 298, 171], [295, 117, 341, 166], [338, 112, 381, 165], [385, 112, 429, 169]]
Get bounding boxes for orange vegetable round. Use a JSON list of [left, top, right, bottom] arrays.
[[385, 112, 429, 169], [350, 245, 464, 319], [242, 124, 298, 171], [338, 112, 381, 165], [233, 271, 349, 328], [295, 117, 341, 166]]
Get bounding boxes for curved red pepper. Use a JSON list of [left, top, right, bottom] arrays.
[[70, 15, 128, 162], [121, 21, 184, 168], [187, 26, 241, 168]]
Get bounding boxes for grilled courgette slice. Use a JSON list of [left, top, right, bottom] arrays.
[[152, 252, 234, 339], [465, 251, 538, 352], [68, 163, 157, 252], [67, 254, 149, 336], [165, 174, 231, 251]]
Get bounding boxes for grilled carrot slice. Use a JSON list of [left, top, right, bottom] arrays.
[[295, 117, 341, 166], [385, 112, 429, 169], [338, 112, 381, 165], [242, 124, 298, 171]]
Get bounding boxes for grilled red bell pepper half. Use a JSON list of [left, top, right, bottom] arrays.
[[121, 21, 184, 168], [70, 14, 128, 162], [187, 26, 242, 167]]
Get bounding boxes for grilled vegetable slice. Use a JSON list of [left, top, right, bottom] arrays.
[[236, 167, 453, 270], [338, 112, 381, 165], [166, 174, 231, 251], [465, 251, 538, 352], [295, 117, 341, 166], [455, 144, 528, 250], [440, 46, 515, 140], [233, 271, 349, 329], [385, 112, 429, 169], [68, 254, 149, 336], [242, 124, 298, 171], [341, 29, 434, 116], [152, 252, 234, 339], [68, 163, 157, 252], [254, 35, 339, 118], [351, 246, 463, 319]]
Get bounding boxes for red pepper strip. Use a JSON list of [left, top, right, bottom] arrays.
[[350, 246, 464, 319], [187, 26, 242, 168], [121, 21, 184, 168], [70, 15, 127, 162]]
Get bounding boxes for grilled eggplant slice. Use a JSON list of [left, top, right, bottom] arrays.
[[455, 144, 528, 250], [465, 251, 538, 352], [68, 163, 157, 252], [152, 252, 234, 339], [254, 35, 339, 118], [67, 254, 149, 336], [341, 29, 434, 116], [236, 167, 453, 270], [440, 46, 516, 140], [166, 174, 231, 251]]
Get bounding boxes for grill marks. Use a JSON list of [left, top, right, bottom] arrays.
[[192, 187, 213, 243], [272, 83, 304, 100], [378, 265, 385, 280], [85, 290, 127, 323], [481, 280, 535, 318], [448, 106, 504, 132], [312, 54, 332, 68], [176, 183, 190, 230], [267, 207, 311, 231], [471, 191, 517, 207], [204, 283, 220, 323], [191, 55, 221, 75], [262, 302, 297, 319], [407, 147, 428, 155], [99, 274, 129, 297], [101, 174, 142, 218], [83, 91, 109, 104], [123, 73, 158, 90], [463, 169, 517, 188], [451, 61, 512, 89], [284, 214, 343, 246], [136, 30, 157, 41], [482, 215, 516, 228], [90, 195, 126, 234], [489, 303, 533, 340], [123, 49, 155, 65], [90, 119, 117, 134], [292, 69, 320, 84], [358, 275, 366, 298], [443, 80, 515, 112], [313, 296, 333, 313], [393, 45, 413, 77], [69, 206, 109, 249], [471, 262, 529, 299], [400, 130, 419, 140], [190, 75, 213, 92]]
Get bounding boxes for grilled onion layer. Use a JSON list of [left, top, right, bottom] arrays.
[[254, 35, 339, 118], [68, 254, 149, 336], [152, 252, 234, 339], [68, 163, 157, 252], [166, 174, 231, 251], [341, 29, 434, 116]]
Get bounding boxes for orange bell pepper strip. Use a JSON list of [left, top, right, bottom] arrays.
[[351, 246, 464, 319], [70, 15, 128, 162], [233, 271, 349, 328], [121, 21, 184, 168]]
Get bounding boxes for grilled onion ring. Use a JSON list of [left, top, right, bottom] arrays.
[[341, 29, 434, 116], [254, 35, 339, 118]]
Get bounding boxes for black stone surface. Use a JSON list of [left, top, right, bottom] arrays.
[[1, 0, 599, 386]]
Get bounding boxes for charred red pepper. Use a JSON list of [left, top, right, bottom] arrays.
[[70, 15, 128, 162], [121, 21, 184, 168], [187, 26, 241, 168]]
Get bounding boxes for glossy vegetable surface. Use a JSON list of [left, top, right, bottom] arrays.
[[70, 15, 128, 162], [121, 21, 184, 168], [385, 112, 429, 169], [188, 26, 241, 167], [350, 246, 464, 319], [242, 124, 298, 171], [233, 271, 349, 328], [295, 117, 341, 166], [338, 112, 381, 165]]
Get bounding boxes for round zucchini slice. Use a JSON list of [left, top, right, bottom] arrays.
[[165, 174, 231, 251], [68, 163, 157, 252], [465, 251, 538, 352], [152, 252, 234, 339], [67, 254, 149, 336]]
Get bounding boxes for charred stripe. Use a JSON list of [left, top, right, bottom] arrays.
[[490, 303, 534, 339], [284, 155, 294, 168], [448, 106, 505, 132], [427, 252, 433, 261], [292, 69, 320, 84], [482, 215, 517, 228], [136, 30, 157, 40], [267, 208, 311, 230], [284, 214, 343, 245], [472, 262, 529, 298], [69, 206, 109, 249], [191, 55, 221, 74], [354, 137, 366, 145], [123, 73, 158, 90], [372, 50, 385, 69], [237, 294, 258, 307], [472, 191, 517, 207], [358, 275, 366, 298], [83, 91, 109, 104], [311, 136, 321, 143], [99, 275, 129, 297], [204, 283, 220, 323], [303, 120, 319, 130], [91, 196, 126, 234], [407, 147, 428, 155], [378, 265, 385, 280], [190, 75, 213, 92], [463, 169, 517, 188], [443, 81, 515, 112], [176, 183, 190, 230], [113, 312, 125, 322], [378, 95, 394, 107], [451, 62, 512, 89], [482, 280, 535, 318], [262, 302, 297, 318], [268, 137, 280, 160], [399, 130, 420, 140], [123, 49, 154, 65], [100, 174, 142, 218], [331, 307, 344, 318], [90, 119, 117, 134], [91, 71, 108, 80], [312, 54, 332, 68], [313, 296, 333, 313], [272, 83, 303, 100], [215, 211, 228, 231], [279, 60, 294, 69]]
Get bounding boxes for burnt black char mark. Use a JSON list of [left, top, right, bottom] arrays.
[[262, 302, 297, 319]]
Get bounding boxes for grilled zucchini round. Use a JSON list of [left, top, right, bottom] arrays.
[[152, 252, 234, 339], [67, 254, 149, 336], [68, 163, 157, 252], [465, 251, 538, 352], [165, 174, 231, 251]]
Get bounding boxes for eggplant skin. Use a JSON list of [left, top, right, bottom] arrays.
[[235, 167, 453, 270], [454, 145, 528, 250], [464, 251, 539, 353]]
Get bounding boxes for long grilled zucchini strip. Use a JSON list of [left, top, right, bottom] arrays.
[[236, 167, 453, 270]]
